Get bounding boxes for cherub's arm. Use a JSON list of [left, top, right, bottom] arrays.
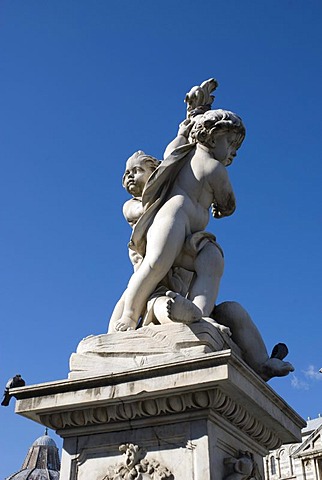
[[210, 166, 236, 219], [123, 198, 144, 228], [163, 118, 194, 159], [164, 78, 218, 159]]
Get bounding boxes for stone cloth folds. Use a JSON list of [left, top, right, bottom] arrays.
[[184, 231, 224, 259], [129, 143, 196, 258]]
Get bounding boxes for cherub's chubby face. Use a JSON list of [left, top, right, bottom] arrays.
[[122, 157, 154, 197], [212, 131, 238, 167]]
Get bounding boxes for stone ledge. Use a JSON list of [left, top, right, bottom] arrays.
[[13, 349, 304, 451]]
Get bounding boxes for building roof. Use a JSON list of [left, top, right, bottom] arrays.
[[32, 434, 57, 448], [302, 416, 322, 436], [5, 432, 60, 480]]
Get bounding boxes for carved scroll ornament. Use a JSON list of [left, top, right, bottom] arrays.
[[102, 443, 174, 480], [224, 450, 262, 480]]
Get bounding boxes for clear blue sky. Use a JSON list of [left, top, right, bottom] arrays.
[[1, 1, 322, 477]]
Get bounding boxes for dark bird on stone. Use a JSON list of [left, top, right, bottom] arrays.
[[1, 374, 26, 406]]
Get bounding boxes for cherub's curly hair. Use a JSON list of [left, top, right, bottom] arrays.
[[122, 150, 160, 187], [190, 109, 246, 150]]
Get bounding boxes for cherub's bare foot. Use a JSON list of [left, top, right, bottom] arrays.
[[115, 316, 137, 332], [203, 317, 232, 336], [165, 291, 202, 324], [270, 342, 288, 360], [260, 358, 294, 381], [259, 342, 294, 381]]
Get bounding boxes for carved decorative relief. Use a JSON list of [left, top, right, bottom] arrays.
[[101, 443, 174, 480], [224, 450, 262, 480], [40, 388, 281, 450]]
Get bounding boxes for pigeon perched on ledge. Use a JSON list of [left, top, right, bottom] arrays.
[[1, 374, 26, 406]]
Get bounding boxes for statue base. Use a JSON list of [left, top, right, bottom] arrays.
[[13, 323, 304, 479]]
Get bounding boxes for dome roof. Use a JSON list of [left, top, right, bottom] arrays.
[[6, 431, 60, 480], [6, 469, 59, 480], [32, 434, 57, 448]]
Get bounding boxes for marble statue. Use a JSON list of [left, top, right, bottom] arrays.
[[13, 83, 303, 480], [114, 108, 243, 333], [107, 78, 294, 382], [109, 150, 211, 330]]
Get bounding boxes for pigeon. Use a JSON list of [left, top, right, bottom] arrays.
[[1, 374, 26, 406]]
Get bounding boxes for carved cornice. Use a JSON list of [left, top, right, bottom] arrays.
[[40, 387, 281, 450]]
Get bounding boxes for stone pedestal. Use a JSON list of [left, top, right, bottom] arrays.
[[13, 323, 305, 480]]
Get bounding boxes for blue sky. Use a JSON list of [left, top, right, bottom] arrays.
[[1, 1, 322, 476]]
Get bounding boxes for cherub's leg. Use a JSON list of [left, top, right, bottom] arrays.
[[142, 240, 223, 326], [188, 243, 224, 316], [107, 290, 126, 332], [213, 302, 294, 381], [144, 293, 203, 325], [116, 214, 186, 330], [149, 296, 173, 324], [213, 302, 269, 368]]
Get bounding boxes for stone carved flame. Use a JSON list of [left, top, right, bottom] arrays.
[[102, 443, 174, 480]]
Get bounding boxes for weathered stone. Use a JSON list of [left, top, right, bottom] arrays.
[[69, 321, 232, 379], [13, 344, 304, 479]]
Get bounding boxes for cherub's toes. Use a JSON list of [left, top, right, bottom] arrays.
[[115, 321, 133, 332], [285, 362, 295, 373], [166, 299, 172, 316], [115, 322, 125, 331]]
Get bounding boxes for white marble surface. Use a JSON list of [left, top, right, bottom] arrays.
[[14, 343, 304, 479], [70, 320, 232, 379]]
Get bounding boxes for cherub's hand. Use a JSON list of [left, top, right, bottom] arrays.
[[211, 195, 236, 218], [177, 118, 194, 138], [129, 250, 143, 270], [188, 104, 211, 118], [211, 202, 223, 218]]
